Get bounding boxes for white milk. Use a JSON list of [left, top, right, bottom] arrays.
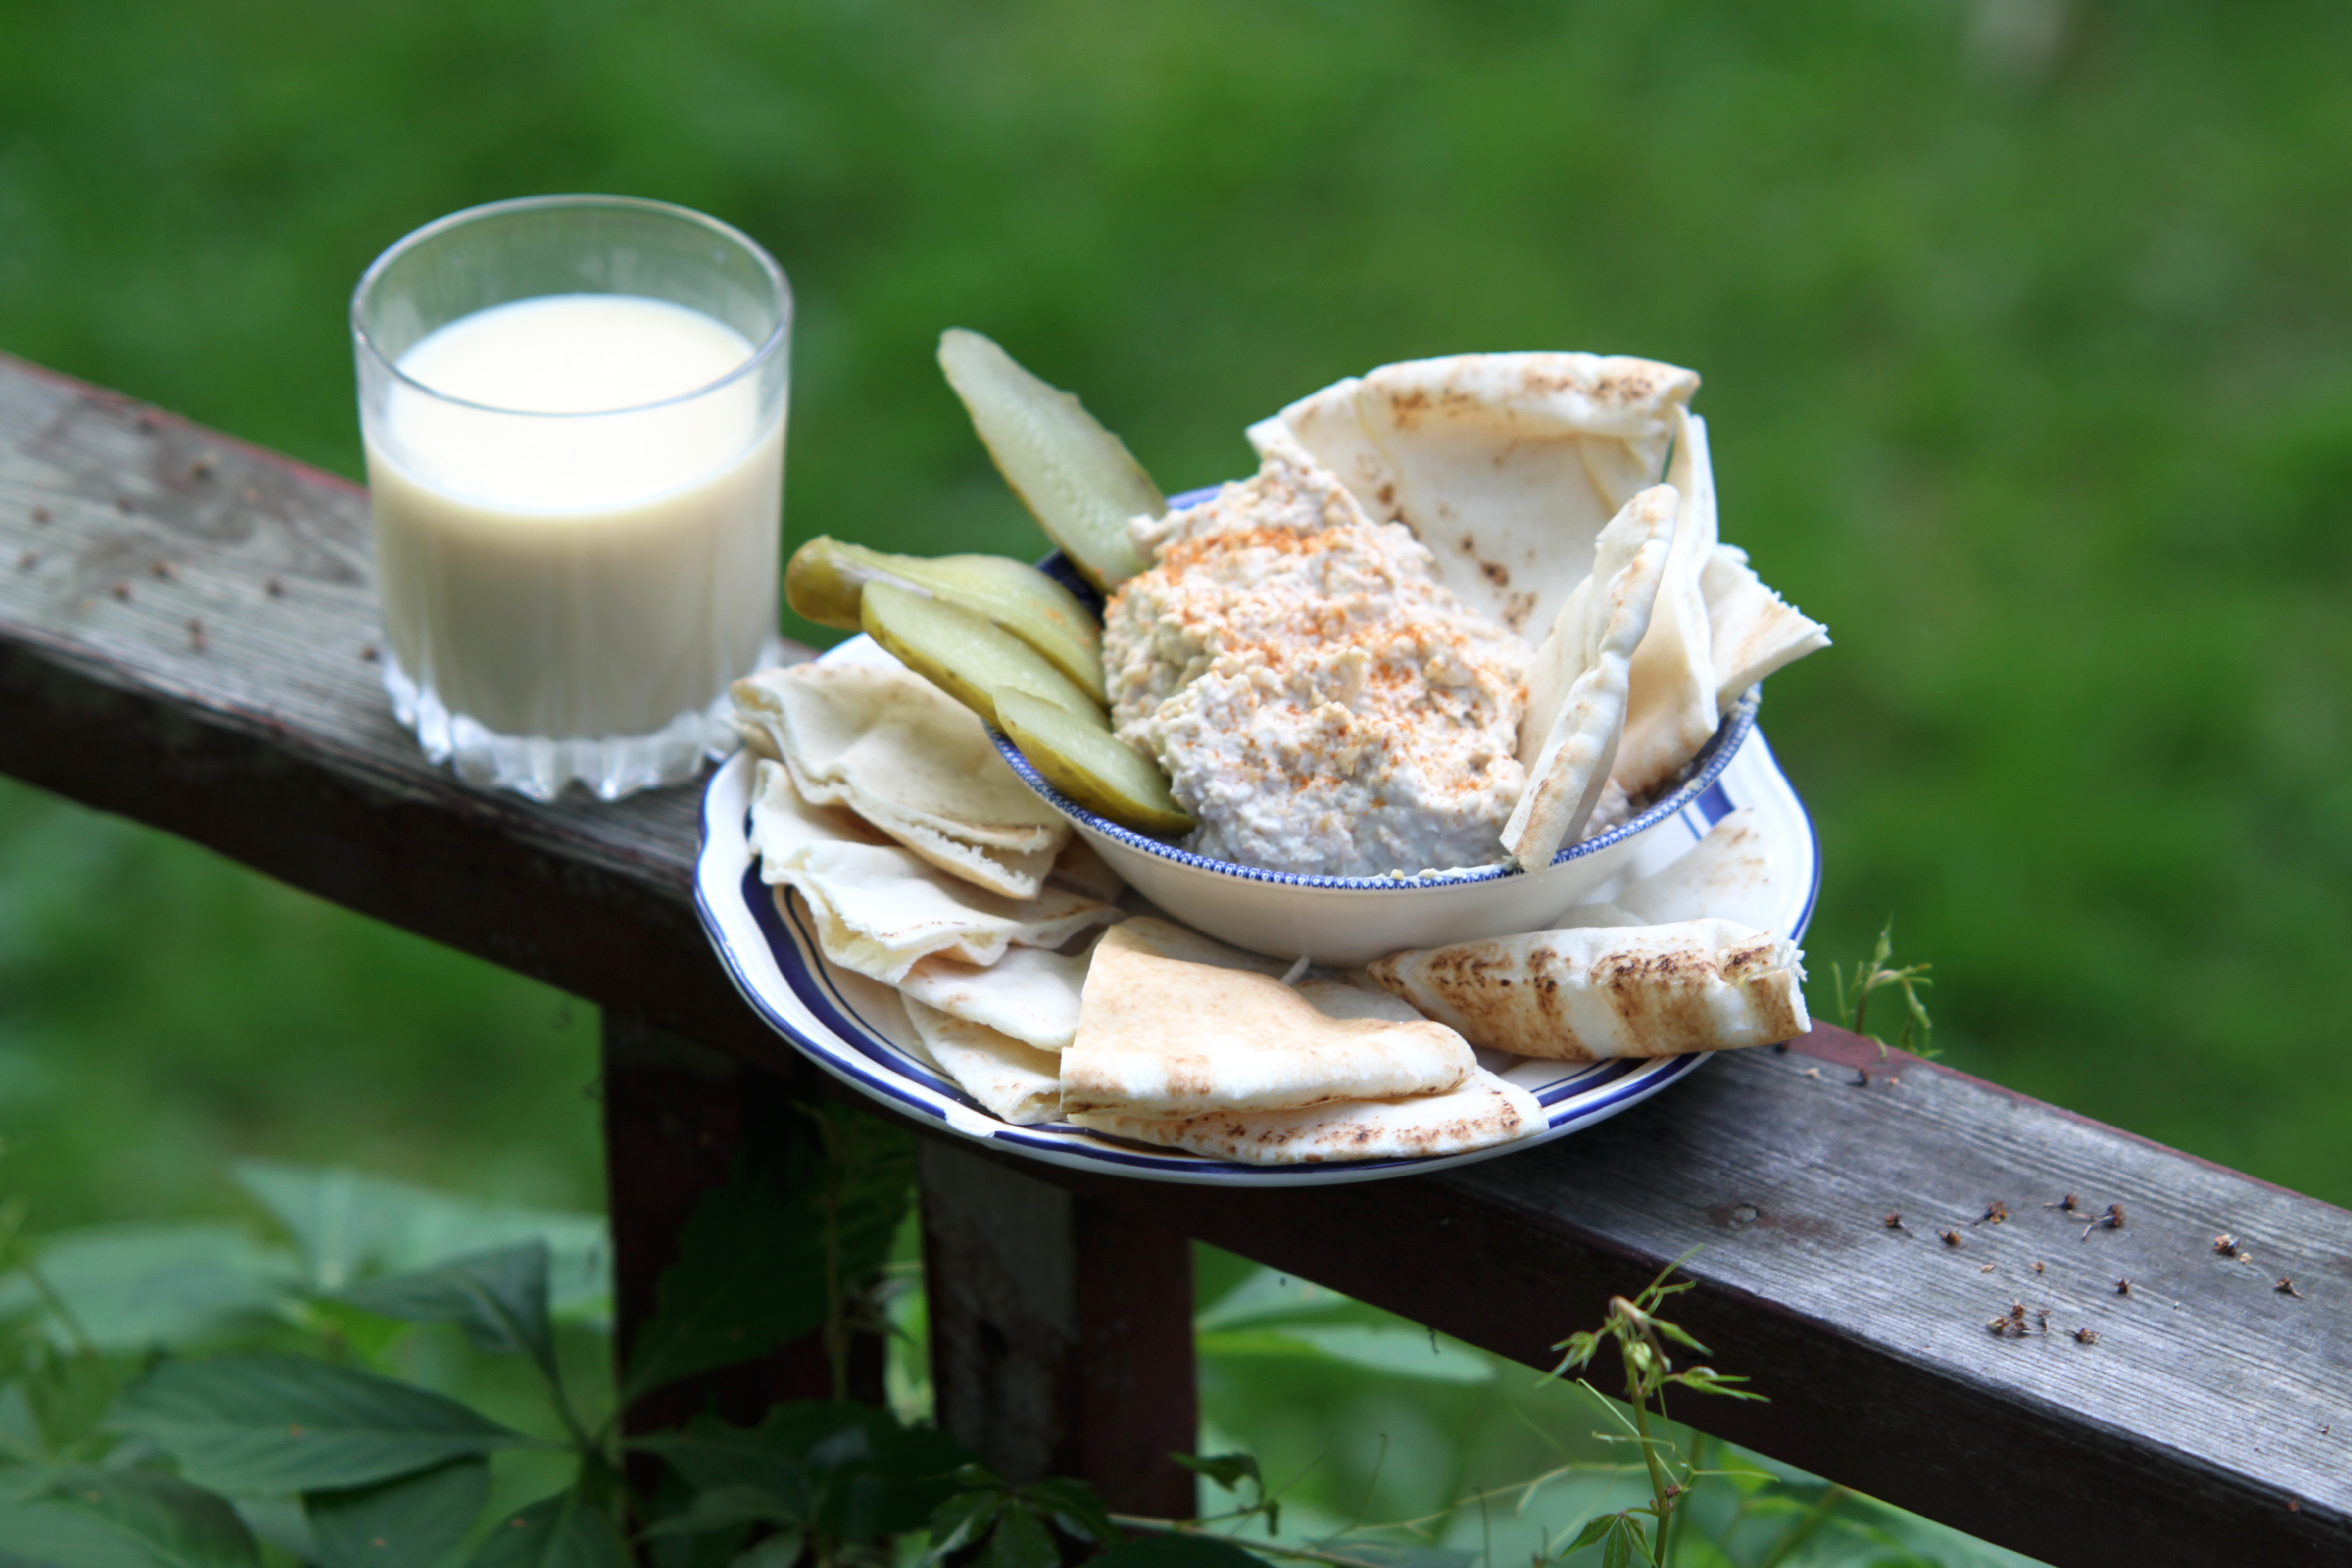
[[365, 294, 783, 741]]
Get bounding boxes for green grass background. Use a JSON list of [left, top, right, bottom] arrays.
[[0, 0, 2343, 1552]]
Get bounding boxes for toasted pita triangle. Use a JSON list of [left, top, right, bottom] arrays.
[[904, 999, 1064, 1126], [897, 939, 1095, 1053], [1061, 925, 1474, 1119], [772, 839, 1117, 986], [1701, 545, 1831, 711], [1069, 1066, 1542, 1165], [1502, 487, 1678, 870], [1255, 353, 1698, 641], [1369, 917, 1809, 1060], [1613, 409, 1722, 796], [1108, 915, 1295, 976]]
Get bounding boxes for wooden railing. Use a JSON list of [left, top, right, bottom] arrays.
[[3, 351, 2346, 1566]]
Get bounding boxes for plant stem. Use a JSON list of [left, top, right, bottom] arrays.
[[1621, 1339, 1676, 1566]]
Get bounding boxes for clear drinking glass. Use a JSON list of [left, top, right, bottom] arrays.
[[352, 195, 791, 801]]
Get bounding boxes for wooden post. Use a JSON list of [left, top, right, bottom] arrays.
[[918, 1139, 1198, 1517], [602, 1012, 882, 1445]]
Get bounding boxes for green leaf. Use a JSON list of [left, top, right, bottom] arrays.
[[1650, 1320, 1708, 1355], [0, 1224, 299, 1352], [1562, 1515, 1618, 1555], [632, 1403, 969, 1542], [0, 1343, 117, 1461], [1169, 1453, 1259, 1493], [111, 1354, 534, 1493], [622, 1108, 913, 1402], [725, 1532, 804, 1568], [1091, 1536, 1269, 1568], [1599, 1513, 1640, 1568], [1194, 1326, 1492, 1384], [1020, 1477, 1118, 1546], [0, 1466, 261, 1568], [639, 1486, 798, 1539], [978, 1503, 1056, 1568], [924, 1489, 1005, 1561], [233, 1162, 608, 1316], [467, 1486, 630, 1568], [338, 1244, 558, 1386], [307, 1457, 490, 1568]]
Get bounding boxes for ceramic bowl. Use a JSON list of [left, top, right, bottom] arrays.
[[994, 686, 1758, 966]]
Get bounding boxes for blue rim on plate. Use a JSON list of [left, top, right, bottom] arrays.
[[690, 715, 1820, 1186]]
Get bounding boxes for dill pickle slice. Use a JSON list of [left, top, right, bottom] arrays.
[[938, 328, 1165, 592], [861, 581, 1105, 731], [787, 536, 1106, 698], [994, 689, 1195, 838]]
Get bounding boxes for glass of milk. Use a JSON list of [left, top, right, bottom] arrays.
[[352, 195, 790, 801]]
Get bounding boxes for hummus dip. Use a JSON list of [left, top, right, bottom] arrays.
[[1104, 438, 1530, 877]]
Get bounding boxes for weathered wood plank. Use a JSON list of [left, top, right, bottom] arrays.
[[1068, 1024, 2352, 1566], [0, 352, 790, 1065], [602, 1014, 883, 1460], [918, 1140, 1198, 1516], [5, 353, 2350, 1565]]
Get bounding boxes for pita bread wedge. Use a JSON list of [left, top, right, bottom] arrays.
[[1061, 924, 1475, 1119], [735, 663, 1068, 897], [748, 758, 894, 872], [897, 939, 1095, 1053], [1502, 487, 1678, 870], [1070, 1067, 1542, 1165], [1289, 976, 1431, 1024], [903, 999, 1064, 1126], [772, 840, 1118, 986], [1701, 544, 1831, 712], [1109, 915, 1295, 976], [1369, 917, 1809, 1061], [1612, 809, 1781, 933], [1613, 409, 1723, 796], [1253, 353, 1698, 641]]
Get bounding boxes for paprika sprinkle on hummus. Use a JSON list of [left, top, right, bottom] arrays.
[[1104, 430, 1530, 877]]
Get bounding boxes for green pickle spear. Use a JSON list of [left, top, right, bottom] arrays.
[[787, 535, 1106, 698], [860, 581, 1104, 732], [994, 689, 1195, 837], [938, 328, 1165, 592]]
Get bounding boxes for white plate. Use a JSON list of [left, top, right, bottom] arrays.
[[692, 703, 1819, 1187]]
